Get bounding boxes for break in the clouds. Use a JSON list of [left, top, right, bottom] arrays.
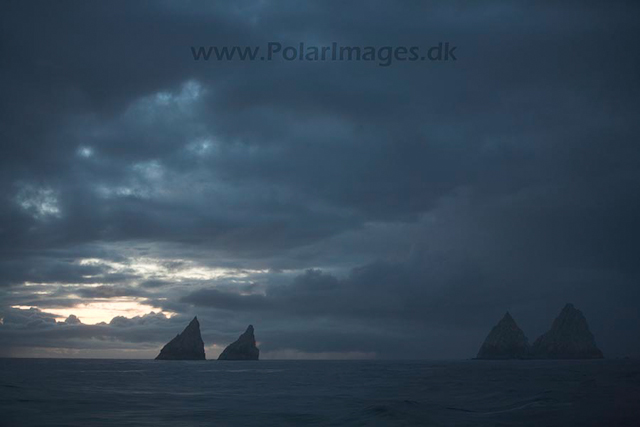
[[1, 1, 639, 359]]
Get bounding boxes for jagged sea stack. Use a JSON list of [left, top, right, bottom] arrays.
[[218, 325, 259, 360], [476, 312, 529, 359], [155, 317, 206, 360], [531, 303, 603, 359]]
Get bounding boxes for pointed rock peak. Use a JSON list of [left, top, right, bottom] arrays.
[[178, 316, 200, 334], [496, 311, 523, 332], [476, 312, 529, 359], [531, 303, 603, 359], [500, 311, 515, 323], [155, 317, 206, 360], [218, 324, 260, 361], [552, 303, 588, 327]]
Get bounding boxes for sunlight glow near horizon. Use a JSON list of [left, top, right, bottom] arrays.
[[11, 298, 175, 325], [10, 256, 272, 326]]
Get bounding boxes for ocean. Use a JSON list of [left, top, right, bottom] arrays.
[[1, 358, 638, 426]]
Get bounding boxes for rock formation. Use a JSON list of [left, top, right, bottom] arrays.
[[218, 325, 259, 360], [531, 303, 603, 359], [155, 316, 206, 360], [476, 312, 529, 359]]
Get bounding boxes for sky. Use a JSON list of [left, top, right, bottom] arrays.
[[1, 1, 639, 359]]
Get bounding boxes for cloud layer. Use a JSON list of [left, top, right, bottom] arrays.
[[1, 1, 639, 358]]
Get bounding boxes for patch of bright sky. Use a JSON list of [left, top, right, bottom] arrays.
[[94, 160, 166, 200], [14, 254, 277, 326], [132, 159, 164, 181], [186, 137, 218, 156], [78, 257, 269, 282], [77, 146, 94, 158], [12, 298, 175, 325], [15, 184, 62, 219], [95, 184, 150, 199], [133, 79, 204, 120], [22, 282, 107, 288], [156, 80, 202, 105]]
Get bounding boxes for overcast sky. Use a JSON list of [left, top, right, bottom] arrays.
[[1, 1, 639, 359]]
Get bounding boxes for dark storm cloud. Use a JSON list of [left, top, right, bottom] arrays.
[[75, 285, 146, 299], [1, 1, 639, 357], [139, 279, 173, 289], [0, 257, 131, 287]]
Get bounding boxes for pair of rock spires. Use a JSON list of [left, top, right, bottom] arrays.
[[476, 303, 604, 359], [155, 317, 259, 361]]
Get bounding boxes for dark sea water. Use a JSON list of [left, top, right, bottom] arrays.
[[1, 359, 639, 427]]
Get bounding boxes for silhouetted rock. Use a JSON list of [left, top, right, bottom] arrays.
[[531, 303, 603, 359], [476, 312, 529, 359], [155, 317, 206, 360], [218, 325, 259, 360]]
